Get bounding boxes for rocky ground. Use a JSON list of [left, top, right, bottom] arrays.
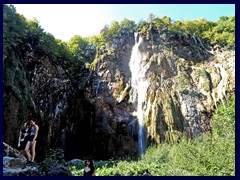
[[3, 142, 73, 176]]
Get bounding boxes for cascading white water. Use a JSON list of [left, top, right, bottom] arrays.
[[197, 37, 215, 55], [215, 63, 228, 105], [129, 32, 149, 156], [210, 63, 228, 108], [192, 35, 198, 44]]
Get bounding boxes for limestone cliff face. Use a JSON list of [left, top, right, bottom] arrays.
[[86, 29, 235, 153], [3, 29, 235, 160]]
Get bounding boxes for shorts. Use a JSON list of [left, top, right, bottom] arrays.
[[28, 135, 35, 142]]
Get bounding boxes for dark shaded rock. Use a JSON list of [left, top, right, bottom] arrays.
[[3, 142, 24, 159], [47, 166, 72, 176]]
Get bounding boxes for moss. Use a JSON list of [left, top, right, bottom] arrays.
[[4, 51, 37, 120], [170, 98, 184, 131], [191, 68, 212, 92], [86, 44, 115, 71], [176, 73, 192, 92], [153, 104, 165, 143], [164, 129, 182, 144], [5, 67, 16, 87]]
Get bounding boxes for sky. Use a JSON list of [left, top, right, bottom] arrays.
[[13, 4, 235, 42]]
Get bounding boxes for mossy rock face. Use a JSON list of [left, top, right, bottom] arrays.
[[164, 130, 182, 143], [148, 90, 184, 143], [175, 73, 193, 92], [4, 52, 36, 122], [191, 68, 212, 92], [207, 67, 221, 88]]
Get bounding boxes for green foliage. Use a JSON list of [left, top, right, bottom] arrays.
[[4, 50, 37, 120], [136, 19, 148, 31], [26, 18, 44, 48], [3, 4, 81, 121], [119, 18, 136, 34], [207, 16, 235, 49], [108, 21, 120, 38], [212, 96, 235, 138], [99, 18, 136, 43], [68, 35, 96, 63], [171, 16, 235, 49], [4, 5, 74, 71], [39, 148, 66, 175], [3, 5, 28, 55]]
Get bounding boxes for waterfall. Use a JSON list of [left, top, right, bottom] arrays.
[[134, 32, 139, 44], [211, 63, 228, 108], [197, 37, 215, 55], [192, 35, 198, 44], [129, 32, 149, 156]]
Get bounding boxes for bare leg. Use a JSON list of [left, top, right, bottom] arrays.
[[31, 140, 36, 162], [24, 141, 31, 161]]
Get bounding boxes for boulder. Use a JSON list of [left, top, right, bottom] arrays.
[[47, 165, 72, 176]]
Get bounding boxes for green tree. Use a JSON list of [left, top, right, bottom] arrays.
[[119, 18, 136, 34], [108, 21, 120, 38], [68, 35, 96, 64], [208, 16, 235, 48], [3, 4, 28, 55], [136, 19, 148, 31]]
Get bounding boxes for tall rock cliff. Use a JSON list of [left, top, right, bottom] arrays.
[[3, 27, 235, 160], [84, 27, 235, 156]]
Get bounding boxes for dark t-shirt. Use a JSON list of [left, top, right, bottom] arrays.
[[19, 128, 30, 150]]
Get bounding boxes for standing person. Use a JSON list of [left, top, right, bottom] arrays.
[[25, 119, 39, 164], [83, 159, 95, 176], [18, 122, 31, 158]]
